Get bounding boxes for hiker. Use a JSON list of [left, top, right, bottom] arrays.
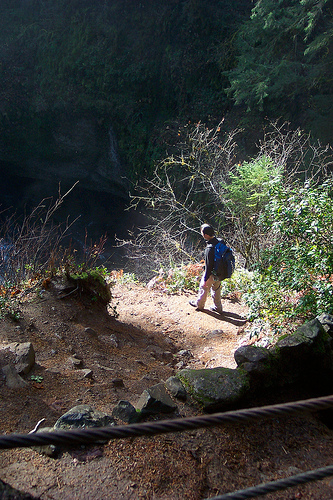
[[189, 223, 223, 315]]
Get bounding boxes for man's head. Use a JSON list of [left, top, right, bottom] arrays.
[[200, 224, 215, 240]]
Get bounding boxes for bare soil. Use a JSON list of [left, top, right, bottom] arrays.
[[0, 279, 333, 499]]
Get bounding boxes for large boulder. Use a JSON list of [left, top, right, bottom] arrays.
[[177, 367, 250, 412], [272, 318, 333, 385]]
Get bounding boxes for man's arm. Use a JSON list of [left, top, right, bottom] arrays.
[[203, 245, 215, 283]]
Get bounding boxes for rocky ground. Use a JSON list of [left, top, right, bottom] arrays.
[[0, 277, 333, 499]]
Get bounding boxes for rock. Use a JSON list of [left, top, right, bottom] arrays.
[[273, 318, 333, 384], [234, 345, 275, 388], [32, 427, 58, 457], [177, 367, 250, 412], [112, 378, 125, 388], [207, 330, 223, 339], [54, 404, 115, 430], [317, 312, 333, 337], [136, 383, 178, 415], [165, 376, 187, 400], [5, 342, 35, 375], [145, 346, 174, 363], [2, 364, 28, 388], [67, 356, 83, 368], [175, 361, 187, 370], [161, 351, 174, 363], [84, 327, 98, 337], [100, 334, 118, 348], [177, 349, 192, 359], [70, 369, 93, 380], [112, 400, 138, 423]]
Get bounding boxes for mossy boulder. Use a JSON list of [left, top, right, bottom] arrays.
[[177, 367, 250, 412]]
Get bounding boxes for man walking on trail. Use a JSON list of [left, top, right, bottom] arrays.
[[189, 224, 223, 315]]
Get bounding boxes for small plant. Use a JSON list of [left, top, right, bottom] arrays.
[[109, 269, 140, 285], [164, 262, 203, 294], [220, 267, 255, 301]]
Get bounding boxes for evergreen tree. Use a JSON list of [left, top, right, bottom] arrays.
[[226, 0, 333, 126]]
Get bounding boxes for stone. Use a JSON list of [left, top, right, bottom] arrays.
[[70, 369, 93, 380], [6, 342, 35, 375], [2, 364, 28, 388], [177, 367, 250, 412], [54, 404, 115, 430], [165, 376, 187, 400], [234, 345, 276, 389], [67, 356, 83, 368], [32, 427, 58, 457], [270, 318, 333, 386], [112, 400, 138, 423], [84, 327, 98, 337], [317, 312, 333, 337], [136, 382, 178, 415], [112, 378, 125, 388]]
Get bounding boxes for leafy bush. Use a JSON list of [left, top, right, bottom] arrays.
[[255, 177, 333, 319]]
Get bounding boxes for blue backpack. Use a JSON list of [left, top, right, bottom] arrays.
[[213, 239, 235, 280]]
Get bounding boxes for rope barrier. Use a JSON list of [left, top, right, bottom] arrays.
[[205, 464, 333, 499], [0, 394, 332, 450]]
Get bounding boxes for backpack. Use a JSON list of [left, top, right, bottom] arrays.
[[213, 239, 235, 280]]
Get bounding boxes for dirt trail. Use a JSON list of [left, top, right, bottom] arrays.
[[0, 281, 332, 500]]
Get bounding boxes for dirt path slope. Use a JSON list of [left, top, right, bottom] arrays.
[[0, 280, 332, 500]]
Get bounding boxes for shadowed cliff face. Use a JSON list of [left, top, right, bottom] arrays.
[[0, 169, 139, 269], [0, 113, 129, 198], [0, 111, 135, 267]]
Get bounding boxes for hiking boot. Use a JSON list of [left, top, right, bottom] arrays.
[[189, 300, 203, 311], [210, 306, 223, 315]]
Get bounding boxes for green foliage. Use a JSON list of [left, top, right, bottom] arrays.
[[257, 176, 333, 318], [223, 156, 283, 267], [0, 291, 21, 321], [220, 267, 256, 302], [226, 0, 333, 122]]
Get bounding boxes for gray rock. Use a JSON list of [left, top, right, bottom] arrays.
[[67, 356, 83, 368], [207, 330, 223, 339], [32, 427, 58, 457], [273, 318, 333, 384], [317, 312, 333, 336], [6, 342, 35, 375], [177, 349, 192, 359], [2, 364, 28, 388], [54, 404, 115, 430], [177, 367, 250, 411], [165, 376, 187, 400], [112, 400, 138, 423], [136, 383, 178, 415], [70, 369, 93, 380], [146, 345, 172, 362], [234, 345, 270, 367], [234, 346, 276, 389]]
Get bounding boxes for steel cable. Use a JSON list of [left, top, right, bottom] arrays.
[[206, 464, 333, 499], [0, 395, 332, 450]]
